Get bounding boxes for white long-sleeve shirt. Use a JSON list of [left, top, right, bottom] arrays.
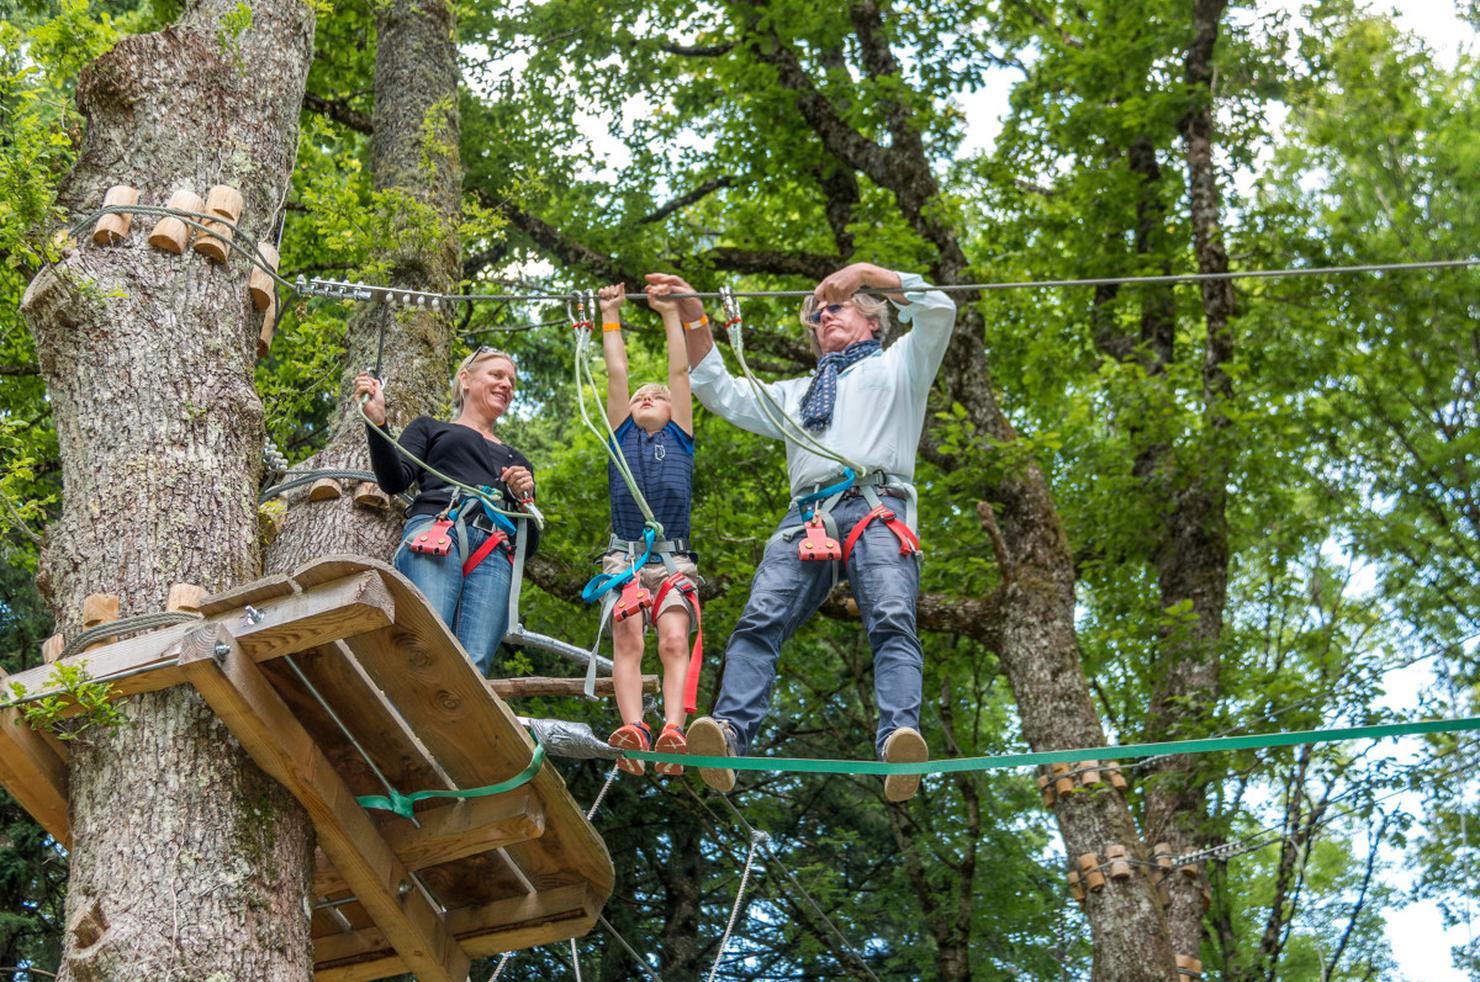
[[690, 271, 956, 504]]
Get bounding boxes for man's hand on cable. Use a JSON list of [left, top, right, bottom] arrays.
[[643, 272, 704, 324], [814, 262, 904, 304], [501, 465, 535, 501], [354, 372, 387, 426]]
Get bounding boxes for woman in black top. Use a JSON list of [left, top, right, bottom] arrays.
[[355, 348, 537, 677]]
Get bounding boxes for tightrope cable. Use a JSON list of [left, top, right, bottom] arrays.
[[625, 715, 1480, 774]]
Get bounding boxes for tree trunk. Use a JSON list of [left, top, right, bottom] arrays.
[[265, 0, 462, 572], [1142, 0, 1237, 958], [20, 0, 316, 978]]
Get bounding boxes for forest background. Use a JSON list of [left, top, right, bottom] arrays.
[[1, 0, 1477, 979]]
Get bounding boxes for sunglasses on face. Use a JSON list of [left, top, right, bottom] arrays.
[[807, 302, 849, 325]]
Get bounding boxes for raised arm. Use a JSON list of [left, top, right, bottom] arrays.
[[646, 284, 694, 434], [644, 272, 713, 370], [597, 284, 630, 429]]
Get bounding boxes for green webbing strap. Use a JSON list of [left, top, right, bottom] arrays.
[[357, 742, 546, 820], [624, 716, 1480, 774]]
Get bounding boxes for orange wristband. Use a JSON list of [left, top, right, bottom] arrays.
[[602, 321, 622, 332], [683, 314, 709, 332]]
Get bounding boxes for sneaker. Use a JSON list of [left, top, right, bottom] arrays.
[[685, 716, 737, 792], [653, 723, 687, 777], [882, 727, 928, 802], [608, 721, 652, 776]]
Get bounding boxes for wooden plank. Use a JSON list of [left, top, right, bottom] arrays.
[[4, 572, 396, 713], [294, 557, 615, 900], [312, 787, 546, 896], [490, 675, 656, 698], [178, 624, 469, 982], [196, 573, 296, 616], [0, 671, 70, 847], [314, 884, 600, 980], [231, 572, 395, 663]]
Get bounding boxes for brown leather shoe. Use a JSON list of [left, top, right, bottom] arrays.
[[882, 727, 928, 802]]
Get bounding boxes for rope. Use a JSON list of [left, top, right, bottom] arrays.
[[704, 791, 882, 982], [355, 399, 540, 530], [720, 287, 864, 478], [570, 292, 663, 538], [708, 828, 766, 982], [57, 610, 202, 661], [598, 913, 667, 982], [625, 715, 1480, 774], [356, 740, 546, 820], [259, 468, 380, 501]]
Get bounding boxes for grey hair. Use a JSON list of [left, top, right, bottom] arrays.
[[450, 347, 516, 417], [798, 294, 891, 357]]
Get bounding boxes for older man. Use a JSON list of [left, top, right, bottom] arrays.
[[645, 263, 956, 802]]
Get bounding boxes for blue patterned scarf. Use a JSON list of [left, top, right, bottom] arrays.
[[799, 339, 881, 431]]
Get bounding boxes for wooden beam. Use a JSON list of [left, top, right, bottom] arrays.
[[489, 675, 657, 698], [313, 787, 546, 896], [179, 624, 469, 982], [4, 571, 396, 714], [0, 669, 70, 847], [313, 883, 600, 980], [231, 572, 395, 663]]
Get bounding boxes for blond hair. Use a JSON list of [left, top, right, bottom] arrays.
[[631, 382, 671, 402], [798, 294, 890, 357], [450, 347, 516, 416]]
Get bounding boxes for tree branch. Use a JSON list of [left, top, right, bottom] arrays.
[[302, 92, 372, 135], [638, 176, 736, 225], [703, 246, 841, 282], [0, 363, 40, 376], [658, 41, 734, 58]]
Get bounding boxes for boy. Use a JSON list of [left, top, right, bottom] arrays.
[[596, 283, 700, 776]]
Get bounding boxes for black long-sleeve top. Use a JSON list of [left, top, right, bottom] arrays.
[[366, 417, 540, 556]]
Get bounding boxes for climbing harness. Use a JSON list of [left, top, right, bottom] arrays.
[[570, 291, 706, 709]]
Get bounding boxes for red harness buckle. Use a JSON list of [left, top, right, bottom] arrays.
[[408, 518, 455, 557], [797, 516, 841, 561], [612, 579, 652, 623], [842, 506, 921, 565]]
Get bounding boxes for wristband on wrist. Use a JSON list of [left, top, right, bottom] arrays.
[[683, 313, 709, 332], [602, 321, 622, 332]]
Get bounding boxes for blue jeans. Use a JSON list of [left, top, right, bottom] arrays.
[[712, 496, 923, 758], [393, 515, 512, 677]]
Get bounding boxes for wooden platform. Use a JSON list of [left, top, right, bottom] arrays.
[[0, 556, 614, 982]]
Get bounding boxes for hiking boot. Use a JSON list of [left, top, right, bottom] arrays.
[[685, 716, 738, 792], [882, 727, 928, 802]]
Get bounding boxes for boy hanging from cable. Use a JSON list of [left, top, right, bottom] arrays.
[[596, 283, 701, 775]]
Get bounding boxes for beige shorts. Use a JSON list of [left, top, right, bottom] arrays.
[[601, 552, 699, 630]]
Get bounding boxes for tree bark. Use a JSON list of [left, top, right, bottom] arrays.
[[20, 0, 316, 977], [266, 0, 463, 573]]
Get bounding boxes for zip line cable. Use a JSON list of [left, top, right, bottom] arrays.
[[59, 205, 1480, 317]]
